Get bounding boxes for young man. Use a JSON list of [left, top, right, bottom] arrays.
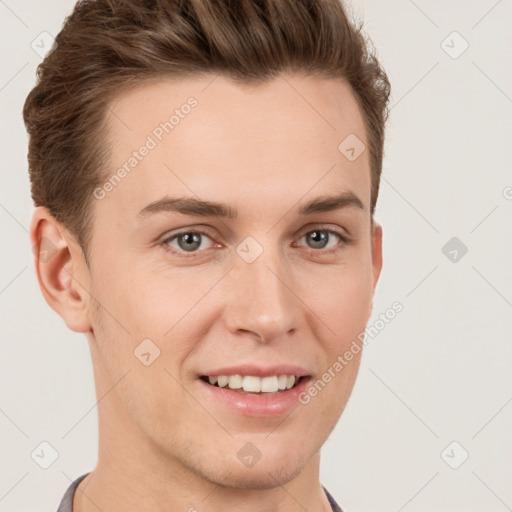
[[24, 0, 390, 510]]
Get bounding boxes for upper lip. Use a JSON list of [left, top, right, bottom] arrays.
[[199, 364, 311, 378]]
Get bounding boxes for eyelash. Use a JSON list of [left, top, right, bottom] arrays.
[[160, 225, 353, 259]]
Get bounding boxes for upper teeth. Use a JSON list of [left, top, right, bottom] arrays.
[[207, 375, 297, 392]]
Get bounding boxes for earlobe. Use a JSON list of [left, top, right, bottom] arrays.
[[30, 206, 92, 333]]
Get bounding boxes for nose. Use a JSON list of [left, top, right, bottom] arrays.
[[224, 243, 299, 343]]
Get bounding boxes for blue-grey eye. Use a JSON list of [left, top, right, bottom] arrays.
[[167, 232, 212, 252], [302, 230, 340, 250]]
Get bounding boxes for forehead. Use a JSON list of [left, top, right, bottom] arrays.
[[98, 73, 370, 222]]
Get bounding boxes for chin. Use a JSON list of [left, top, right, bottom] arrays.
[[189, 442, 316, 490], [208, 460, 307, 490]]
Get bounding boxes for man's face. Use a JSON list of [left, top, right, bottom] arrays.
[[81, 73, 381, 488]]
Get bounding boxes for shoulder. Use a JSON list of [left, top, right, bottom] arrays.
[[56, 473, 90, 512], [323, 486, 345, 512]]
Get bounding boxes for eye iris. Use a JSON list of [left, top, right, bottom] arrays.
[[177, 232, 202, 251], [307, 230, 329, 249]]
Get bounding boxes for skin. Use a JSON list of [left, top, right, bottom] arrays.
[[30, 73, 382, 512]]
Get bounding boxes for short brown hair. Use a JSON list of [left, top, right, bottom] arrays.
[[23, 0, 391, 258]]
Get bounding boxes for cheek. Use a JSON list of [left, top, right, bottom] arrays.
[[89, 261, 220, 382], [86, 272, 192, 431], [304, 257, 374, 341], [334, 279, 373, 332], [90, 257, 181, 338]]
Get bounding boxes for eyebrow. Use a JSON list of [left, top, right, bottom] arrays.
[[137, 192, 364, 219]]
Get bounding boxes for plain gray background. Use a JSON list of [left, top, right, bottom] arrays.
[[1, 1, 511, 511]]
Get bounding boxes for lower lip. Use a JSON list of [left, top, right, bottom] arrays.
[[198, 377, 311, 418]]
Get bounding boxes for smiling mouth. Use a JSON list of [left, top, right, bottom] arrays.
[[200, 374, 306, 394]]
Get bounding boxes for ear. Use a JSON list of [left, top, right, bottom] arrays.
[[371, 220, 383, 291], [30, 206, 92, 333]]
